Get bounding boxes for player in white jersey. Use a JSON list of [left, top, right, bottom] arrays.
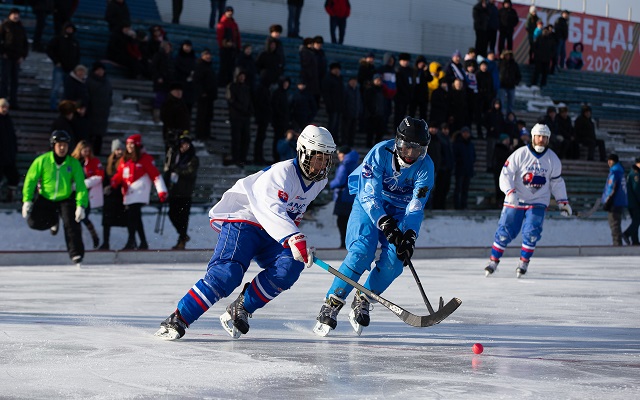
[[313, 117, 435, 336], [485, 123, 572, 278], [155, 125, 336, 340]]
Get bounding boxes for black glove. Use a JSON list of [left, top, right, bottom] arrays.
[[396, 229, 416, 262], [378, 215, 403, 246]]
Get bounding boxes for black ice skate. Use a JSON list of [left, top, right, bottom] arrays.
[[219, 283, 251, 339], [348, 290, 372, 336], [313, 294, 345, 337], [485, 258, 499, 277], [516, 259, 529, 278], [154, 309, 188, 340]]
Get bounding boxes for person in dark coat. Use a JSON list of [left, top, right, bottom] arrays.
[[498, 50, 520, 115], [394, 52, 414, 128], [173, 40, 197, 114], [429, 80, 449, 128], [50, 99, 77, 146], [542, 106, 562, 155], [151, 41, 174, 123], [623, 157, 640, 246], [161, 82, 191, 150], [106, 22, 143, 79], [498, 0, 518, 54], [0, 8, 29, 109], [235, 44, 256, 92], [86, 61, 113, 156], [410, 55, 431, 122], [70, 101, 91, 145], [290, 81, 316, 132], [299, 38, 319, 100], [216, 6, 241, 87], [341, 76, 362, 147], [491, 133, 513, 206], [193, 49, 218, 141], [63, 64, 89, 106], [225, 68, 253, 166], [253, 81, 271, 165], [574, 105, 606, 162], [530, 26, 555, 87], [448, 78, 469, 133], [271, 76, 291, 162], [29, 0, 54, 52], [357, 52, 376, 94], [484, 98, 504, 171], [487, 0, 499, 55], [99, 139, 127, 250], [432, 123, 454, 209], [0, 98, 18, 202], [504, 111, 519, 142], [146, 24, 167, 62], [256, 37, 281, 89], [476, 60, 494, 132], [47, 21, 80, 110], [330, 146, 359, 248], [554, 10, 570, 69], [313, 36, 328, 91], [452, 126, 476, 210], [556, 104, 578, 159], [321, 62, 344, 143], [164, 135, 199, 250], [104, 0, 131, 33], [363, 74, 385, 147], [265, 24, 285, 78], [472, 0, 490, 57]]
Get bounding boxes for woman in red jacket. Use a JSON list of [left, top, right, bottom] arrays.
[[110, 134, 168, 250], [71, 140, 104, 248], [325, 0, 351, 44]]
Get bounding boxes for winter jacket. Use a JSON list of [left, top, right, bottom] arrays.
[[256, 39, 281, 87], [46, 23, 80, 73], [226, 70, 253, 120], [627, 166, 640, 211], [271, 78, 291, 130], [216, 15, 241, 50], [86, 72, 113, 138], [533, 30, 556, 63], [498, 58, 521, 89], [602, 162, 628, 210], [110, 151, 167, 205], [429, 87, 448, 127], [151, 49, 174, 93], [325, 0, 351, 18], [472, 1, 490, 31], [452, 133, 476, 177], [498, 6, 519, 34], [253, 83, 272, 124], [395, 65, 415, 103], [357, 59, 376, 89], [330, 149, 359, 216], [0, 113, 17, 166], [160, 94, 191, 143], [487, 1, 499, 30], [63, 71, 89, 106], [0, 18, 29, 60], [23, 152, 88, 207], [363, 84, 384, 119], [299, 45, 319, 95], [427, 61, 444, 99], [343, 83, 362, 119], [379, 53, 397, 99], [574, 114, 597, 143], [193, 58, 218, 101], [165, 145, 199, 199], [437, 131, 454, 173], [81, 156, 105, 209], [554, 16, 569, 41], [174, 46, 196, 106], [321, 73, 344, 114]]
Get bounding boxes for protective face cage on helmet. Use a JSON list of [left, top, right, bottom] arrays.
[[395, 117, 430, 167], [296, 125, 336, 182], [50, 130, 71, 147], [395, 138, 427, 166]]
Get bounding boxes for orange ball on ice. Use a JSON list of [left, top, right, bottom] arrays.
[[472, 343, 484, 354]]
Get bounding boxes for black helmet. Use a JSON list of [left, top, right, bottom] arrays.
[[50, 130, 71, 147], [396, 117, 430, 146]]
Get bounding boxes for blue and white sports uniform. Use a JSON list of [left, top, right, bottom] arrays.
[[176, 158, 326, 326], [327, 139, 434, 300], [490, 144, 568, 262]]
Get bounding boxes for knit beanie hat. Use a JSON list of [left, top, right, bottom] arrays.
[[111, 139, 124, 152]]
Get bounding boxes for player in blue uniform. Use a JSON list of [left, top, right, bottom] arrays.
[[484, 123, 572, 278], [313, 117, 434, 336], [155, 125, 336, 340]]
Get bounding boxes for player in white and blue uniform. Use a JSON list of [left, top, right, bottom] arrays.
[[313, 117, 435, 336], [485, 123, 573, 278], [155, 126, 336, 340]]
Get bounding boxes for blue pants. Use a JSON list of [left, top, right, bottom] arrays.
[[177, 222, 304, 326], [490, 206, 546, 262], [326, 199, 405, 301]]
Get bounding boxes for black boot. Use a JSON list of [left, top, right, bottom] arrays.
[[121, 238, 137, 250]]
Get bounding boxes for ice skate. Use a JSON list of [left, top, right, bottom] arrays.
[[50, 221, 59, 236], [72, 255, 82, 268], [220, 283, 251, 339], [348, 290, 371, 336], [516, 259, 529, 278], [313, 294, 345, 337], [155, 309, 188, 340], [484, 259, 499, 277]]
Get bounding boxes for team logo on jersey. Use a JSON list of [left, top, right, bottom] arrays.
[[522, 172, 546, 188], [278, 190, 289, 202], [362, 163, 373, 178]]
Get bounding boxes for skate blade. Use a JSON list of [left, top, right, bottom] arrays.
[[154, 326, 181, 340], [516, 271, 524, 279], [219, 312, 241, 339], [312, 321, 332, 337], [348, 309, 363, 336]]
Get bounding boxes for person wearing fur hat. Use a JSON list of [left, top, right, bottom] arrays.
[[109, 134, 168, 250], [164, 134, 199, 250]]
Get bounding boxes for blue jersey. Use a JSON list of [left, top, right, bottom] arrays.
[[348, 139, 434, 234]]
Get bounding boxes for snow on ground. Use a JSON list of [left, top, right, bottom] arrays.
[[1, 256, 639, 399]]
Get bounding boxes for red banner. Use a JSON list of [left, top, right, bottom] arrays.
[[509, 3, 640, 77]]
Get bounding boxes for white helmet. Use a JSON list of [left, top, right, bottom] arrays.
[[296, 125, 336, 181], [531, 123, 551, 153]]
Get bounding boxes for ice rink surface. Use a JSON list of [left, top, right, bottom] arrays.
[[2, 256, 640, 399]]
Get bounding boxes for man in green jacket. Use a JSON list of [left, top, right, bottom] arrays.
[[623, 156, 640, 245], [22, 130, 89, 264]]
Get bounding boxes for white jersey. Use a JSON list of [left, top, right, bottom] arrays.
[[209, 159, 327, 245], [499, 145, 568, 207]]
